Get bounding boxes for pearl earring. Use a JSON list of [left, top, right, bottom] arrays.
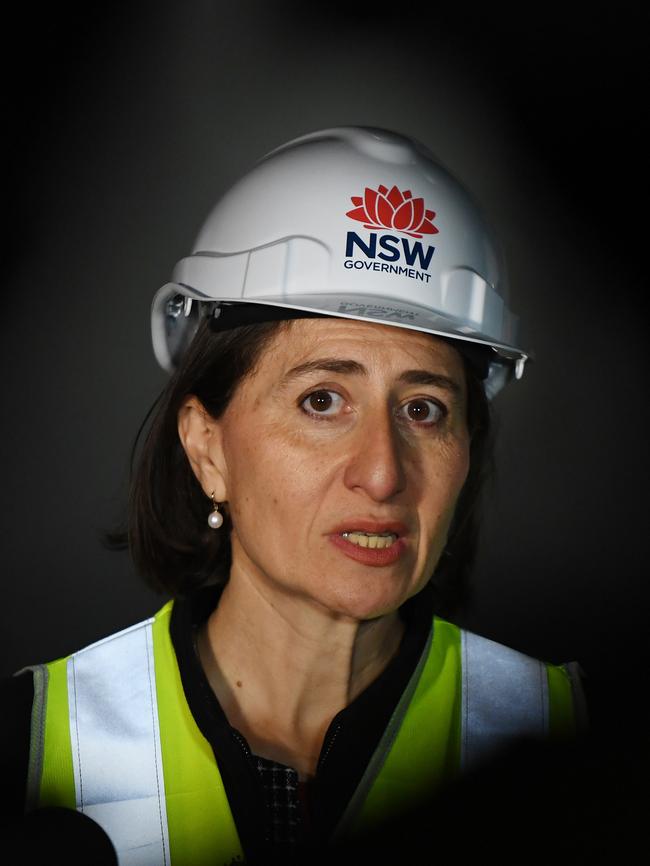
[[208, 491, 223, 529]]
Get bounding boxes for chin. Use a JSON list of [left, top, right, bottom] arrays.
[[308, 572, 414, 622]]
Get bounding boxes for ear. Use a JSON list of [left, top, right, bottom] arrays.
[[177, 396, 229, 502]]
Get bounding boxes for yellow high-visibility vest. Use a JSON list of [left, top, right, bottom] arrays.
[[25, 600, 581, 865]]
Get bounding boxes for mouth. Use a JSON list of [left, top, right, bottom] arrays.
[[328, 520, 408, 566], [339, 531, 398, 550]]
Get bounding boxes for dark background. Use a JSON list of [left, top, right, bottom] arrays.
[[2, 1, 647, 701]]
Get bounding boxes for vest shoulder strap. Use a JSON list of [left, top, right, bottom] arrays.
[[63, 612, 172, 865], [35, 603, 244, 866], [460, 627, 550, 770], [336, 616, 574, 839]]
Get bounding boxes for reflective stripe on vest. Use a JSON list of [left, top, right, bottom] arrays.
[[70, 616, 171, 865], [27, 602, 577, 865], [461, 628, 549, 769]]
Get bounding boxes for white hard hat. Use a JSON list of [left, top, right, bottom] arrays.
[[151, 126, 529, 397]]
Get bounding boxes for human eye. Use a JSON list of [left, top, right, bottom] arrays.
[[299, 389, 346, 419], [396, 397, 447, 426]]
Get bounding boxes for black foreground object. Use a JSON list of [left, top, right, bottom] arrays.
[[6, 807, 118, 865]]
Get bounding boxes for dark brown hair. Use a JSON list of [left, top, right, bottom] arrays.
[[431, 363, 493, 615], [106, 316, 492, 617]]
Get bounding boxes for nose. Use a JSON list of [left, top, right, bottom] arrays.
[[343, 405, 407, 502]]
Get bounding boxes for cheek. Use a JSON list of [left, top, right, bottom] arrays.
[[222, 421, 328, 535], [449, 441, 471, 497], [422, 438, 471, 524], [415, 442, 470, 577]]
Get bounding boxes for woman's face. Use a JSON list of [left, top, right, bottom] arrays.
[[197, 318, 470, 621]]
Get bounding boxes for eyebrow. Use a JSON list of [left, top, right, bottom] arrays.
[[278, 358, 463, 396]]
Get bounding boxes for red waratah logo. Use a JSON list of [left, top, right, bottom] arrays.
[[346, 185, 439, 238]]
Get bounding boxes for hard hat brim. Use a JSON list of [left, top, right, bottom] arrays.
[[152, 283, 531, 396]]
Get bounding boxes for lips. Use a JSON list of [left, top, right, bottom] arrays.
[[327, 518, 409, 567], [328, 519, 409, 537]]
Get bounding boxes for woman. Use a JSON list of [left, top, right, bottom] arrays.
[[3, 127, 587, 865]]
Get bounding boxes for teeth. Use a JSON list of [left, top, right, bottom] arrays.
[[341, 531, 398, 549]]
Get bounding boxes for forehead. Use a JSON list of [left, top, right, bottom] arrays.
[[259, 317, 466, 379]]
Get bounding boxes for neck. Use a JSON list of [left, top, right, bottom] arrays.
[[195, 568, 405, 779]]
